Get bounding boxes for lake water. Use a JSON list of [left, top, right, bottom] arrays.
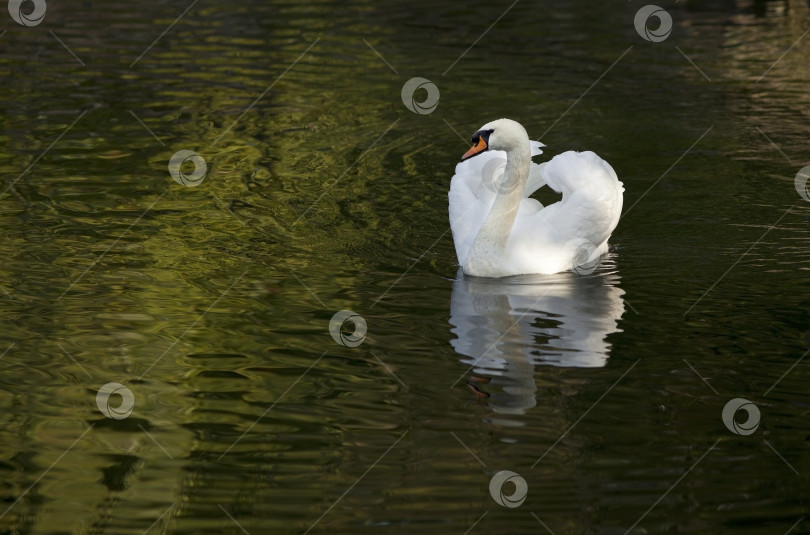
[[1, 0, 810, 533]]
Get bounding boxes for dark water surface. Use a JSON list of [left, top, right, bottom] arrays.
[[2, 0, 810, 533]]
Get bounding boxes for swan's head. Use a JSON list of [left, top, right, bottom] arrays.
[[461, 118, 529, 161]]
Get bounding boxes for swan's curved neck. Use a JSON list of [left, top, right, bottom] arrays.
[[466, 143, 531, 273]]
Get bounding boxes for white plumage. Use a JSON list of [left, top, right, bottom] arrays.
[[449, 118, 624, 277]]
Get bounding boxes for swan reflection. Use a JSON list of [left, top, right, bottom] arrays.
[[449, 264, 625, 415]]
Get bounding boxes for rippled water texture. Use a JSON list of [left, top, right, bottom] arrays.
[[1, 0, 810, 533]]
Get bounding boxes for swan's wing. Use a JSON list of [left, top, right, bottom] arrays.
[[522, 140, 547, 197], [523, 161, 548, 198], [449, 150, 506, 264], [604, 167, 625, 246], [510, 151, 624, 272], [537, 151, 622, 244], [530, 140, 545, 156], [542, 150, 621, 198]]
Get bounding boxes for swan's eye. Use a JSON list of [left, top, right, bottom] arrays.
[[471, 129, 495, 144]]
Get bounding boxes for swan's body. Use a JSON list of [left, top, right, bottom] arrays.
[[449, 118, 623, 277]]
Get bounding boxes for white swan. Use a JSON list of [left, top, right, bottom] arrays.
[[449, 118, 624, 277]]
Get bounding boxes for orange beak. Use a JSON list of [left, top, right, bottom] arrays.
[[461, 136, 488, 161]]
